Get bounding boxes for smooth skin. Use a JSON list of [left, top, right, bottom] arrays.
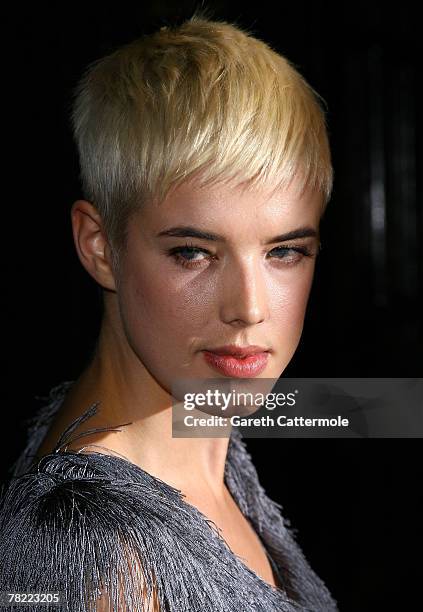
[[36, 174, 323, 599]]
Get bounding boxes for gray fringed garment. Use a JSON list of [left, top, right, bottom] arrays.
[[0, 381, 339, 611]]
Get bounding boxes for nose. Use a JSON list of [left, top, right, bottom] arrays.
[[219, 257, 269, 326]]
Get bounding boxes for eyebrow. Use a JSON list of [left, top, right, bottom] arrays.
[[156, 225, 318, 244]]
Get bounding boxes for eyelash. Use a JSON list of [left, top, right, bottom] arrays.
[[167, 241, 315, 270]]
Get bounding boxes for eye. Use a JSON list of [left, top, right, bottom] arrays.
[[167, 242, 316, 270], [167, 243, 213, 269], [268, 245, 314, 264]]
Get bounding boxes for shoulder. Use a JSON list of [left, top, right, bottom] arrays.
[[0, 452, 176, 611], [0, 450, 185, 537]]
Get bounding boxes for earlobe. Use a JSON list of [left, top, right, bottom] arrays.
[[70, 200, 117, 292]]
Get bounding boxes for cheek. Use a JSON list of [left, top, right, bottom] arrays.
[[270, 269, 315, 338], [119, 262, 206, 353]]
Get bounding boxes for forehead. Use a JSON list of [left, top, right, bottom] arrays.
[[136, 177, 323, 238]]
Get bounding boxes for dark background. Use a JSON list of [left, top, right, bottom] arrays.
[[2, 2, 422, 610]]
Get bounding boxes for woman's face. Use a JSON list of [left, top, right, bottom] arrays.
[[113, 176, 323, 391]]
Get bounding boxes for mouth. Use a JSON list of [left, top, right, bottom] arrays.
[[203, 344, 271, 358], [202, 346, 270, 378]]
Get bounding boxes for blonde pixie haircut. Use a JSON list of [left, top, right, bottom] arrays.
[[71, 14, 333, 269]]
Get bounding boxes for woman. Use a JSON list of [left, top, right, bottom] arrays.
[[0, 14, 338, 611]]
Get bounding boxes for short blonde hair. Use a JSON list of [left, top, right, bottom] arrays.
[[71, 14, 333, 265]]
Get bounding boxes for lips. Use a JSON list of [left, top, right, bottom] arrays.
[[203, 345, 269, 357], [202, 346, 270, 377]]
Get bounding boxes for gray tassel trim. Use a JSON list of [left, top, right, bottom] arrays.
[[0, 381, 339, 611]]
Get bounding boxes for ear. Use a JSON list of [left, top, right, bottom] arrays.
[[70, 200, 117, 291]]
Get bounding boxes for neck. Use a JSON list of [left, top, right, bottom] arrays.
[[71, 303, 232, 501]]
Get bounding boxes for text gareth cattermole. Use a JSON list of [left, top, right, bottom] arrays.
[[183, 415, 350, 428]]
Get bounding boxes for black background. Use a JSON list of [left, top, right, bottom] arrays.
[[2, 2, 422, 610]]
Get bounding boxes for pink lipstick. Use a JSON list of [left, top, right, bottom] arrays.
[[202, 345, 270, 378]]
